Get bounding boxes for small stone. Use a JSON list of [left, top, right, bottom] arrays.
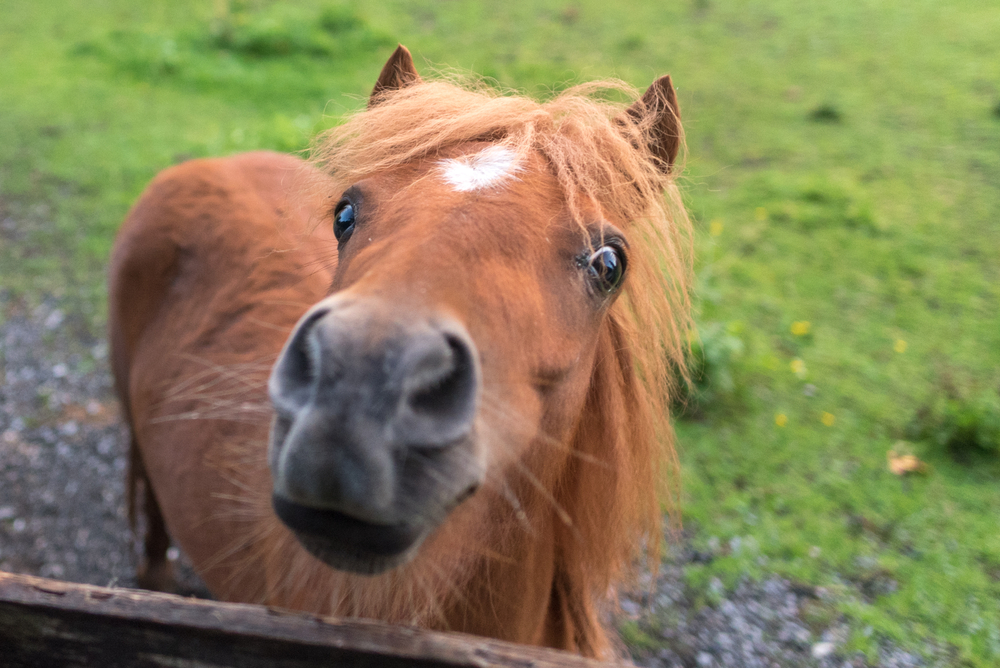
[[12, 518, 27, 533], [719, 600, 738, 617], [52, 363, 69, 378], [809, 545, 822, 558], [41, 563, 65, 579], [2, 430, 17, 444], [855, 555, 878, 569], [803, 383, 817, 397], [97, 436, 114, 455], [696, 651, 714, 667], [812, 641, 835, 658], [44, 309, 64, 330], [620, 597, 640, 618], [0, 506, 15, 520], [59, 421, 78, 436]]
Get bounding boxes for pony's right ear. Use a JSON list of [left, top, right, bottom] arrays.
[[369, 45, 422, 107], [619, 75, 683, 173]]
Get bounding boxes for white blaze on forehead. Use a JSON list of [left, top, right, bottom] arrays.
[[438, 145, 521, 192]]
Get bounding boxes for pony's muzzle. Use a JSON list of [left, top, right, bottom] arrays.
[[267, 296, 484, 572]]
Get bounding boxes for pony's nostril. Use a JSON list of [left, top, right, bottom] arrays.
[[409, 335, 472, 416], [403, 332, 478, 444], [269, 309, 327, 414], [287, 334, 316, 384]]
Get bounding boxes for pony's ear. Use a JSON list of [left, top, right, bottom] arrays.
[[369, 45, 422, 107], [620, 75, 682, 173]]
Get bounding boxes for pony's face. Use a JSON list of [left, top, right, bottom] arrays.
[[266, 44, 682, 577], [267, 143, 630, 573]]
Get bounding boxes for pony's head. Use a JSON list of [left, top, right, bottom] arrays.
[[267, 47, 690, 584]]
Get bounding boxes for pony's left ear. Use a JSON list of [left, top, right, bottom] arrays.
[[620, 75, 682, 173], [369, 45, 422, 107]]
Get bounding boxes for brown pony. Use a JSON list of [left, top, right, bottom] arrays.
[[109, 46, 691, 659]]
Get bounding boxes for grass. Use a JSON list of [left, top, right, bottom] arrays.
[[2, 0, 999, 664]]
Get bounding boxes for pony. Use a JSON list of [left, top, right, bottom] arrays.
[[108, 45, 691, 659]]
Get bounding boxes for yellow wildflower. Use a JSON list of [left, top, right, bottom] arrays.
[[790, 359, 806, 377], [791, 321, 811, 336], [894, 339, 907, 353], [709, 219, 724, 237], [821, 412, 835, 426], [775, 413, 788, 427], [755, 207, 768, 222]]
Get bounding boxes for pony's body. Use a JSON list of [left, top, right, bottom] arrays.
[[110, 151, 332, 598], [110, 47, 690, 659]]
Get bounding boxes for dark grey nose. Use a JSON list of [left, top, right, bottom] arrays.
[[267, 298, 481, 527]]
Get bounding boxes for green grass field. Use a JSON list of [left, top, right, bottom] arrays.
[[2, 1, 999, 664]]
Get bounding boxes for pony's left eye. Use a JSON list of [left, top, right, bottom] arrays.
[[333, 201, 356, 242], [585, 246, 626, 294]]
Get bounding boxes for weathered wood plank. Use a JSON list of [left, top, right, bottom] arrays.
[[0, 572, 612, 667]]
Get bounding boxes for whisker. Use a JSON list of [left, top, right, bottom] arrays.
[[160, 354, 274, 398], [245, 317, 296, 333], [511, 459, 573, 528], [499, 479, 534, 535], [258, 299, 317, 309], [478, 394, 612, 470], [411, 567, 449, 629]]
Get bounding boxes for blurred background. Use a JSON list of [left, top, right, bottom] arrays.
[[1, 1, 998, 666]]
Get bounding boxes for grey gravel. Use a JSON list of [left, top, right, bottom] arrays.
[[617, 550, 944, 668], [0, 293, 205, 594], [0, 295, 133, 586], [0, 292, 945, 667]]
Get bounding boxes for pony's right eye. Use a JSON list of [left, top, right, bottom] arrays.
[[333, 201, 356, 241]]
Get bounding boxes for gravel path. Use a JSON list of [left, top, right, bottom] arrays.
[[0, 293, 206, 594], [0, 293, 931, 667], [0, 295, 133, 587]]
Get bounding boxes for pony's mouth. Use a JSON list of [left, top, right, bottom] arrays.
[[272, 495, 426, 574]]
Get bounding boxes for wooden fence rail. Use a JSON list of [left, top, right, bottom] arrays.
[[0, 571, 611, 667]]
